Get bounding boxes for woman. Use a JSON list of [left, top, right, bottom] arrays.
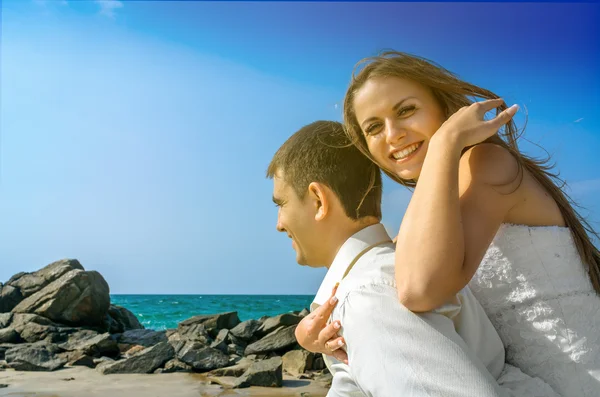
[[297, 51, 600, 396]]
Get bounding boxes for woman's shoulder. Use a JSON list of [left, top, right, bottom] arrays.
[[459, 143, 521, 189]]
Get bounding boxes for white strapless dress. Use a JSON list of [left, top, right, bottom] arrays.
[[469, 224, 600, 397]]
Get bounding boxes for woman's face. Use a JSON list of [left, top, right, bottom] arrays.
[[353, 76, 446, 181]]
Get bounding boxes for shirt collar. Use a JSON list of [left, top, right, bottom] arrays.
[[310, 223, 392, 311]]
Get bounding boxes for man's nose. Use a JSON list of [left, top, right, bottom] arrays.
[[385, 120, 407, 145], [276, 212, 285, 233]]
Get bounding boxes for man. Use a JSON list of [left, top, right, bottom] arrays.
[[266, 120, 558, 397]]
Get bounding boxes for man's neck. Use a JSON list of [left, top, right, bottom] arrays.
[[324, 217, 380, 268]]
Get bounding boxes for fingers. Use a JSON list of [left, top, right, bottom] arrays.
[[324, 336, 346, 352], [487, 104, 519, 128], [312, 283, 340, 320], [318, 320, 342, 344], [331, 348, 349, 365], [472, 97, 505, 113]]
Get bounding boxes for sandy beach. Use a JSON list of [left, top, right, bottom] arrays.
[[0, 367, 329, 397]]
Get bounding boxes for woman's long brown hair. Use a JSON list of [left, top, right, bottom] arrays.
[[343, 50, 600, 294]]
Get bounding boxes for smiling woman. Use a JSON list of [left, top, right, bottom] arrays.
[[334, 50, 600, 396]]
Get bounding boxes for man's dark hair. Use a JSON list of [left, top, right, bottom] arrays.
[[267, 120, 382, 220]]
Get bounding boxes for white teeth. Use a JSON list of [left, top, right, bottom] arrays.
[[392, 143, 420, 160]]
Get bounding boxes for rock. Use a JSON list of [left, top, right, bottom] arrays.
[[0, 344, 19, 360], [314, 369, 333, 387], [283, 349, 314, 376], [0, 313, 12, 328], [177, 343, 230, 372], [0, 383, 7, 388], [178, 312, 240, 337], [61, 351, 96, 368], [12, 270, 110, 327], [238, 356, 283, 387], [176, 323, 212, 345], [257, 313, 303, 336], [0, 328, 20, 344], [97, 341, 174, 375], [9, 313, 77, 344], [59, 331, 119, 358], [124, 345, 146, 357], [117, 329, 167, 347], [208, 376, 250, 389], [5, 343, 67, 371], [312, 355, 325, 370], [244, 325, 297, 355], [227, 343, 245, 356], [105, 305, 143, 334], [165, 328, 178, 339], [93, 356, 114, 366], [208, 357, 253, 377], [210, 329, 229, 354], [229, 319, 261, 340], [299, 308, 310, 317], [0, 285, 23, 313], [7, 259, 84, 298], [160, 358, 192, 373]]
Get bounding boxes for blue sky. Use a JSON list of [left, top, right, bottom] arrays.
[[1, 0, 598, 294]]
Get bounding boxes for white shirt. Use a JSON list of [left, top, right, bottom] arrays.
[[311, 223, 508, 397]]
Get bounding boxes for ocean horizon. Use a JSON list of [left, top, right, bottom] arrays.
[[110, 294, 314, 331]]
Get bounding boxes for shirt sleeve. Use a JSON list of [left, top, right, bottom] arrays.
[[334, 282, 509, 397]]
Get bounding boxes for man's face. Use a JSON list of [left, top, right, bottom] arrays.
[[272, 172, 323, 267]]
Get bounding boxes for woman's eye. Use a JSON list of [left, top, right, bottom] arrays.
[[365, 123, 381, 135], [398, 105, 416, 116]]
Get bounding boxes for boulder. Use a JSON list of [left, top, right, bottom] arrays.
[[178, 312, 240, 337], [238, 356, 283, 387], [257, 313, 303, 336], [117, 329, 167, 347], [244, 325, 297, 355], [208, 357, 253, 377], [229, 319, 261, 340], [59, 330, 119, 357], [97, 341, 174, 374], [105, 305, 143, 334], [0, 285, 23, 313], [0, 313, 12, 328], [175, 323, 212, 345], [0, 328, 20, 344], [5, 343, 67, 371], [283, 349, 314, 376], [9, 313, 77, 344], [8, 260, 84, 298], [12, 270, 110, 327], [158, 358, 192, 373], [176, 343, 230, 372], [210, 329, 229, 354]]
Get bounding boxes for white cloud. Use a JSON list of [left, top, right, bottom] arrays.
[[95, 0, 123, 18], [574, 118, 584, 123]]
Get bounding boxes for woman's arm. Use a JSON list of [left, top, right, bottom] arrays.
[[394, 100, 521, 312]]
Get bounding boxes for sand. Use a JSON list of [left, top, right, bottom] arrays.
[[0, 367, 329, 397]]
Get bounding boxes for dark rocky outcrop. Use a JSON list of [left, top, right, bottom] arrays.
[[12, 270, 110, 327]]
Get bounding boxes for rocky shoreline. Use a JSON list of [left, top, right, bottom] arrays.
[[0, 259, 331, 395]]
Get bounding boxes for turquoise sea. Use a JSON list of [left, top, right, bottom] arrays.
[[110, 295, 313, 331]]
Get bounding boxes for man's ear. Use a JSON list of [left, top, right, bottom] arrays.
[[307, 182, 329, 221]]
